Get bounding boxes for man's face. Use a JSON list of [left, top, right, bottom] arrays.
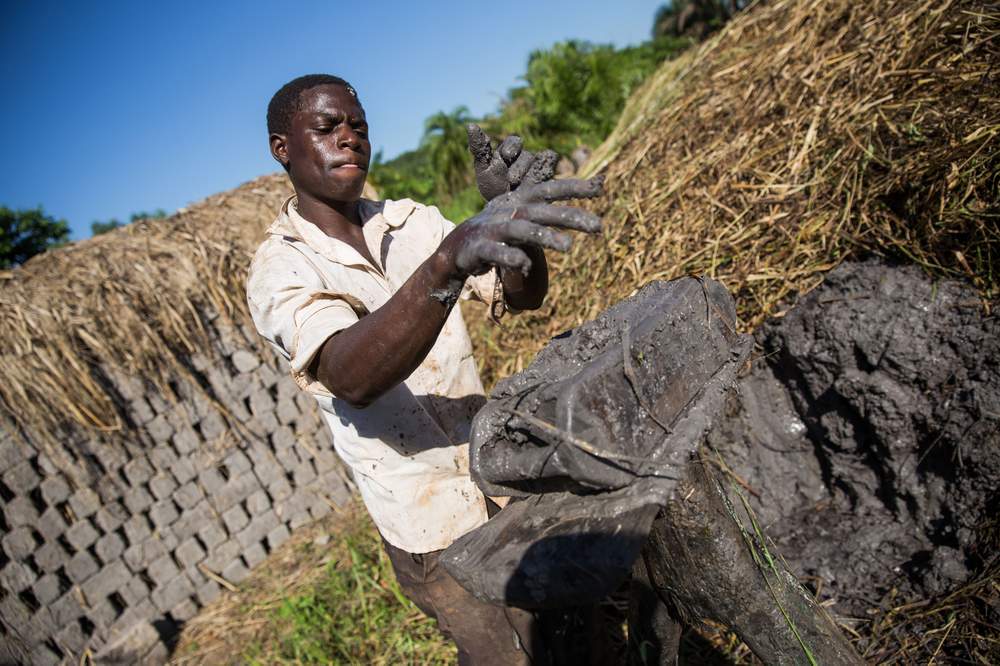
[[274, 84, 371, 204]]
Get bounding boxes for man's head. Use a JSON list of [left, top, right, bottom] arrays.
[[268, 74, 371, 204]]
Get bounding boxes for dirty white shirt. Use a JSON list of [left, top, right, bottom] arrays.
[[246, 195, 503, 553]]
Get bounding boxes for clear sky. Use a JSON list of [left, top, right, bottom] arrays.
[[1, 1, 663, 239]]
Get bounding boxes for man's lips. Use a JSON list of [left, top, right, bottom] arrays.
[[331, 162, 366, 171]]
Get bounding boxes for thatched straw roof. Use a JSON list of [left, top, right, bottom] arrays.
[[469, 0, 998, 387]]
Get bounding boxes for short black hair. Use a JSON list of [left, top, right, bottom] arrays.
[[267, 74, 360, 136]]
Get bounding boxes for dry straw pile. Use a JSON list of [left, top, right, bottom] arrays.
[[0, 175, 294, 459], [468, 0, 999, 388]]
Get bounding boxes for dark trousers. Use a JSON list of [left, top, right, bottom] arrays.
[[382, 537, 547, 666]]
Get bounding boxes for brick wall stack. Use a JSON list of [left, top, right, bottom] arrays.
[[0, 316, 353, 664]]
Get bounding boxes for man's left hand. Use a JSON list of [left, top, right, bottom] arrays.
[[467, 124, 559, 201]]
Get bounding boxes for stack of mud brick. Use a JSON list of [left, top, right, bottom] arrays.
[[0, 319, 353, 664]]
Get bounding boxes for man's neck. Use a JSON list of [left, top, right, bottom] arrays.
[[294, 191, 362, 240]]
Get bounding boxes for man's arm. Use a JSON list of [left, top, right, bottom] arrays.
[[311, 177, 603, 408]]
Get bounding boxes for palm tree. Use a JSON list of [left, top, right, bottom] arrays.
[[422, 106, 476, 200]]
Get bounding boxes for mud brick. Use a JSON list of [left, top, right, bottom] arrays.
[[28, 643, 62, 666], [198, 520, 227, 551], [171, 426, 200, 455], [256, 411, 280, 433], [122, 514, 152, 545], [204, 366, 232, 397], [289, 510, 312, 530], [149, 499, 181, 528], [276, 377, 298, 400], [223, 449, 252, 475], [39, 474, 71, 506], [203, 538, 240, 572], [148, 473, 177, 501], [145, 414, 175, 444], [51, 592, 85, 626], [267, 524, 291, 551], [230, 372, 256, 400], [55, 614, 87, 651], [66, 550, 99, 583], [230, 349, 260, 373], [66, 519, 100, 551], [82, 561, 129, 605], [129, 397, 155, 426], [221, 558, 250, 585], [93, 442, 129, 473], [3, 526, 37, 560], [171, 459, 198, 489], [175, 538, 206, 569], [268, 477, 293, 502], [274, 445, 300, 470], [34, 541, 65, 573], [275, 398, 298, 426], [111, 372, 144, 401], [147, 446, 177, 473], [196, 579, 221, 605], [33, 573, 62, 605], [157, 526, 179, 552], [294, 390, 316, 413], [248, 388, 276, 418], [211, 474, 259, 512], [123, 538, 167, 572], [246, 489, 271, 516], [4, 495, 39, 527], [1, 560, 36, 591], [122, 485, 154, 514], [95, 501, 129, 533], [95, 531, 126, 563], [146, 554, 180, 587], [292, 461, 317, 486], [171, 597, 199, 622], [252, 455, 284, 486], [151, 574, 195, 613], [123, 456, 154, 486], [309, 498, 331, 520], [314, 450, 338, 473], [271, 426, 296, 451], [256, 361, 281, 387], [236, 511, 279, 549], [0, 596, 30, 638], [199, 410, 227, 442], [173, 501, 212, 541], [227, 397, 253, 423], [91, 597, 121, 627], [221, 504, 249, 534], [67, 487, 100, 520], [120, 574, 150, 606], [2, 460, 40, 494], [242, 542, 267, 569], [169, 482, 201, 512]]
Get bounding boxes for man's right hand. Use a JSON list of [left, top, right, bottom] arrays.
[[439, 176, 604, 279]]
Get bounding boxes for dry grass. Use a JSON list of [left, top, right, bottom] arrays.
[[468, 0, 999, 389]]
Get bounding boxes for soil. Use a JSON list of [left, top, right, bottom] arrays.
[[709, 259, 1000, 614]]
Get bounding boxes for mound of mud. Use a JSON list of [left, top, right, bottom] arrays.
[[710, 260, 999, 613]]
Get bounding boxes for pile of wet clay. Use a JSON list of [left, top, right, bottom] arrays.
[[709, 259, 1000, 614]]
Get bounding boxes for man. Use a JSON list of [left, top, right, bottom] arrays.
[[247, 74, 603, 664]]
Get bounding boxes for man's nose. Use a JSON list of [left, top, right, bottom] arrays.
[[336, 127, 361, 150]]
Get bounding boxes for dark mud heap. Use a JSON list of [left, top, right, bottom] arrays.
[[711, 260, 1000, 612], [446, 261, 995, 664]]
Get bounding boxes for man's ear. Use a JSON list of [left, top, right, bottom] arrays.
[[269, 133, 290, 168]]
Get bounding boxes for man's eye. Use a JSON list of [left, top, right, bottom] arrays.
[[315, 125, 333, 133]]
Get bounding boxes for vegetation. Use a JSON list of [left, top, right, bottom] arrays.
[[91, 208, 169, 236], [368, 33, 691, 222], [0, 205, 69, 268]]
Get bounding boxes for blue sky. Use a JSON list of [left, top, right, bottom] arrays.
[[1, 1, 663, 239]]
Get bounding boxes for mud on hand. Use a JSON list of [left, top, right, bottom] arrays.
[[467, 124, 561, 201]]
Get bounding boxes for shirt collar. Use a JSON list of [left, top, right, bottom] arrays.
[[266, 195, 416, 268]]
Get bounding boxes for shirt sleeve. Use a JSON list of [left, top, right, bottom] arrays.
[[431, 206, 507, 322], [246, 243, 363, 397]]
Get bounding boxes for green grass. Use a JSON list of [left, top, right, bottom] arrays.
[[173, 504, 456, 665]]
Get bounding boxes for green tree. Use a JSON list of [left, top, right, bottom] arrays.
[[653, 1, 747, 39], [1, 206, 70, 268], [91, 218, 123, 235], [422, 106, 476, 200]]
